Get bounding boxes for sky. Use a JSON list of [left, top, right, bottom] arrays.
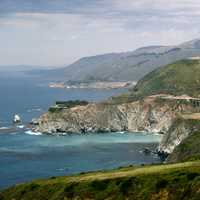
[[0, 0, 200, 67]]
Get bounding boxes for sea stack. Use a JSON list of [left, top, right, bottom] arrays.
[[13, 114, 21, 123]]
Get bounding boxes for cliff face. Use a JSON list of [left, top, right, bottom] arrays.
[[158, 118, 200, 154], [33, 95, 200, 158], [34, 96, 196, 136], [34, 59, 200, 157], [34, 98, 173, 134], [167, 129, 200, 163]]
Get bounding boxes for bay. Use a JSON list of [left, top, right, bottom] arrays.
[[0, 73, 161, 189]]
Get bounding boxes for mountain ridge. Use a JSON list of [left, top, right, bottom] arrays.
[[34, 38, 200, 83]]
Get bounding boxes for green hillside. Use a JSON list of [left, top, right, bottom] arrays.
[[168, 130, 200, 163], [1, 161, 200, 200], [131, 59, 200, 99]]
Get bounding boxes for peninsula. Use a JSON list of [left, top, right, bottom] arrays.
[[33, 59, 200, 156]]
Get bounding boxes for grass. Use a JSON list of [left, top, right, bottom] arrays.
[[133, 59, 200, 98], [111, 59, 200, 103], [48, 100, 89, 112], [1, 161, 200, 200]]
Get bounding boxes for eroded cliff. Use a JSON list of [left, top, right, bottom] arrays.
[[158, 113, 200, 155], [34, 59, 200, 156], [34, 95, 198, 135]]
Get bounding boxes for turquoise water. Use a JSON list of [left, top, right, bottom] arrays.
[[0, 132, 161, 189], [0, 74, 162, 189]]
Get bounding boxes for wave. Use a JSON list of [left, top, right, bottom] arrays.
[[25, 130, 42, 136], [27, 108, 42, 113], [0, 126, 11, 130], [17, 125, 25, 129], [118, 131, 125, 134], [56, 168, 69, 172]]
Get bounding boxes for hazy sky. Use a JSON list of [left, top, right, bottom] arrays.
[[0, 0, 200, 67]]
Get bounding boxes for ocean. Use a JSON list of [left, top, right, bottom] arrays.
[[0, 73, 162, 189]]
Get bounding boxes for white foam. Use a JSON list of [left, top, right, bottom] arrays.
[[27, 108, 42, 113], [0, 126, 10, 130], [25, 130, 42, 136], [56, 168, 68, 171], [17, 125, 25, 129]]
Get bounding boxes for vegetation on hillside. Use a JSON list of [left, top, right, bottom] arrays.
[[110, 59, 200, 104], [48, 100, 89, 112], [131, 59, 200, 99], [168, 130, 200, 163], [1, 161, 200, 200]]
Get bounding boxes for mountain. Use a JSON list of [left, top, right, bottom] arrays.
[[179, 38, 200, 49], [129, 59, 200, 99], [37, 38, 200, 83]]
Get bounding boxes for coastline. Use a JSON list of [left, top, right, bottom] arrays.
[[49, 81, 136, 90]]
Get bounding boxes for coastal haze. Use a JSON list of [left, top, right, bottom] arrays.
[[39, 39, 200, 84]]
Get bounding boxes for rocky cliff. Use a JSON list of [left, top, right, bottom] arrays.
[[167, 127, 200, 163], [33, 94, 200, 158], [34, 95, 198, 136], [34, 59, 200, 157], [158, 117, 200, 154], [34, 97, 172, 134], [159, 113, 200, 154]]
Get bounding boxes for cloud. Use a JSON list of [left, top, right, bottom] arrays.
[[0, 0, 109, 16], [112, 0, 200, 12], [0, 0, 199, 66]]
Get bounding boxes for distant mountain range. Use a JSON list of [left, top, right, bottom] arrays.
[[30, 38, 200, 82]]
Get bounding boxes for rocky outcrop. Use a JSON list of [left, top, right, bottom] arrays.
[[33, 95, 200, 161], [33, 96, 197, 137], [159, 116, 200, 154], [167, 129, 200, 163]]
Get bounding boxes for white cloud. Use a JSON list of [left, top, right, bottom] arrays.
[[112, 0, 200, 12], [0, 1, 200, 66]]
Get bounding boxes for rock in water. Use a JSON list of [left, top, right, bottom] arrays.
[[143, 148, 151, 155], [13, 114, 21, 123]]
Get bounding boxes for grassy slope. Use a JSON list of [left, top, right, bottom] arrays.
[[111, 59, 200, 103], [133, 59, 200, 98], [1, 161, 200, 200], [168, 130, 200, 163]]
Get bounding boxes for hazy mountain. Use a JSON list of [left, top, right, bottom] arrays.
[[30, 38, 200, 82]]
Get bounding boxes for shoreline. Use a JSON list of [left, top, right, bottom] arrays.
[[49, 81, 136, 90]]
